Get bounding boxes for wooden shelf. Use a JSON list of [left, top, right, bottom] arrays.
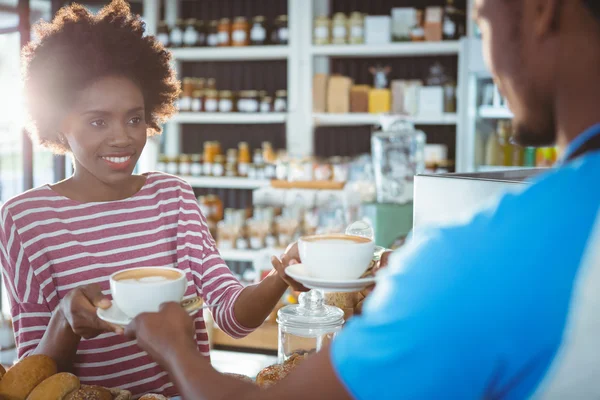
[[180, 176, 271, 190], [212, 322, 278, 352], [311, 41, 461, 58], [172, 113, 287, 124], [170, 46, 289, 61], [313, 113, 458, 127]]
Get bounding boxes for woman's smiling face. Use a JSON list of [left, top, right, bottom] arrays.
[[61, 75, 147, 186]]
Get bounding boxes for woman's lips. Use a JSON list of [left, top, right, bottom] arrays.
[[101, 155, 133, 170]]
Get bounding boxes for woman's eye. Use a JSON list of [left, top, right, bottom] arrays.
[[91, 119, 106, 127], [129, 117, 142, 125]]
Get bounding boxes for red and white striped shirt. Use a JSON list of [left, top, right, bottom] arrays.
[[0, 172, 253, 397]]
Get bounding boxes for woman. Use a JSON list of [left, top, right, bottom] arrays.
[[0, 1, 299, 397]]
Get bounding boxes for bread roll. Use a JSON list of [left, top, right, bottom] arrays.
[[26, 372, 80, 400], [64, 385, 112, 400], [255, 364, 285, 388], [139, 395, 169, 400], [0, 355, 57, 400]]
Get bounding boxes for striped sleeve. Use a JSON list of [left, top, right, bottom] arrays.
[[0, 208, 51, 358], [178, 183, 254, 339]]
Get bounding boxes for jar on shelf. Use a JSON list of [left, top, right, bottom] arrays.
[[156, 21, 170, 47], [207, 20, 219, 47], [262, 141, 275, 164], [179, 78, 194, 112], [238, 142, 251, 177], [226, 148, 238, 165], [190, 154, 203, 176], [238, 91, 259, 113], [170, 19, 185, 48], [331, 13, 348, 45], [277, 291, 345, 363], [253, 148, 264, 166], [212, 155, 226, 177], [204, 90, 219, 113], [218, 90, 234, 113], [225, 162, 237, 177], [348, 12, 365, 44], [178, 154, 192, 176], [194, 77, 206, 91], [183, 19, 199, 47], [272, 15, 289, 45], [313, 16, 330, 45], [156, 154, 168, 172], [191, 90, 203, 112], [232, 17, 250, 46], [218, 18, 231, 47], [274, 90, 287, 112], [203, 141, 216, 175], [250, 16, 267, 45], [206, 78, 217, 90], [260, 96, 272, 112], [166, 156, 179, 175], [207, 194, 223, 221], [194, 20, 207, 47]]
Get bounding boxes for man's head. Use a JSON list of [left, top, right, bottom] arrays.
[[474, 0, 600, 147]]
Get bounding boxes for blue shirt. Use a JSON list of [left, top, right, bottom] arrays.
[[331, 127, 600, 399]]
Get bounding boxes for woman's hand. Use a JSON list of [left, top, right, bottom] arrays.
[[60, 284, 122, 339], [271, 242, 309, 292], [125, 302, 197, 369]]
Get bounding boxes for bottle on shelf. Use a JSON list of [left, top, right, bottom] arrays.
[[485, 127, 501, 166], [204, 89, 219, 113], [232, 17, 250, 47], [218, 90, 234, 113], [190, 154, 202, 176], [179, 78, 194, 112], [203, 141, 216, 176], [331, 13, 348, 45], [272, 15, 289, 45], [191, 90, 203, 112], [195, 20, 207, 47], [218, 18, 231, 47], [443, 0, 465, 41], [207, 20, 219, 47], [313, 16, 331, 45], [250, 16, 267, 46], [238, 142, 251, 177], [524, 147, 537, 167], [170, 19, 185, 48], [179, 154, 192, 176], [536, 147, 557, 167], [348, 12, 365, 45], [212, 155, 226, 177], [156, 21, 170, 47], [274, 90, 287, 112], [410, 10, 425, 42], [497, 120, 513, 166], [183, 19, 199, 47]]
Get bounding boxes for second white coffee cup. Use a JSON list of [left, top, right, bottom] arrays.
[[109, 267, 187, 318]]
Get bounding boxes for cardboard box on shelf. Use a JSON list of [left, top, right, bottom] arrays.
[[313, 73, 329, 113], [418, 86, 444, 117], [425, 7, 443, 42], [350, 85, 370, 113], [327, 76, 353, 113], [365, 16, 391, 44], [368, 89, 391, 114], [391, 8, 417, 41]]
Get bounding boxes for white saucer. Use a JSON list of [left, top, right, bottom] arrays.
[[97, 297, 209, 327], [286, 264, 377, 293]]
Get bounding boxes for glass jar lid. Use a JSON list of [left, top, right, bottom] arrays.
[[277, 290, 344, 333]]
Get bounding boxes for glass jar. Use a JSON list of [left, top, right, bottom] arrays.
[[218, 18, 231, 47], [238, 142, 251, 177], [191, 90, 203, 112], [178, 154, 192, 175], [157, 21, 170, 47], [313, 16, 330, 45], [277, 290, 344, 363], [274, 90, 287, 112], [195, 20, 207, 47], [207, 20, 219, 47], [331, 13, 348, 45], [262, 141, 275, 164], [348, 12, 365, 44], [204, 90, 219, 113], [179, 78, 194, 112], [253, 148, 264, 166], [238, 90, 259, 113], [272, 15, 289, 45], [166, 156, 179, 175], [226, 148, 238, 165], [203, 141, 216, 175], [212, 155, 225, 177], [232, 17, 250, 46], [170, 19, 185, 48], [218, 91, 234, 113], [207, 194, 223, 221], [206, 78, 217, 90], [250, 16, 267, 45], [225, 162, 237, 177], [371, 121, 426, 204], [190, 154, 203, 176], [156, 154, 168, 172], [183, 19, 199, 47], [260, 96, 272, 113]]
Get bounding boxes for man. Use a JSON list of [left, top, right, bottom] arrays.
[[125, 0, 600, 398]]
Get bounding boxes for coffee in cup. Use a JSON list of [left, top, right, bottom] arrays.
[[110, 267, 187, 318], [298, 234, 375, 280]]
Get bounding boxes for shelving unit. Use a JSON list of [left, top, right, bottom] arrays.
[[180, 176, 271, 190], [478, 106, 514, 120], [172, 113, 287, 124], [170, 46, 289, 61], [313, 113, 458, 127], [311, 41, 461, 58]]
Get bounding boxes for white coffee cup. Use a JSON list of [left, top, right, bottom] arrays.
[[298, 234, 376, 280], [109, 267, 187, 318]]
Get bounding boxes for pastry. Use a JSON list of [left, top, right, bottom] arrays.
[[26, 372, 80, 400], [223, 373, 253, 384], [110, 387, 132, 400], [64, 385, 113, 400], [0, 355, 57, 400], [255, 364, 286, 388], [139, 395, 169, 400], [0, 363, 6, 378]]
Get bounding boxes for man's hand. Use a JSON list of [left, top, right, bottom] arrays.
[[60, 284, 121, 338], [125, 302, 197, 368], [271, 242, 309, 292]]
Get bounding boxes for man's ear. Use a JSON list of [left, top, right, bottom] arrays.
[[530, 0, 563, 37]]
